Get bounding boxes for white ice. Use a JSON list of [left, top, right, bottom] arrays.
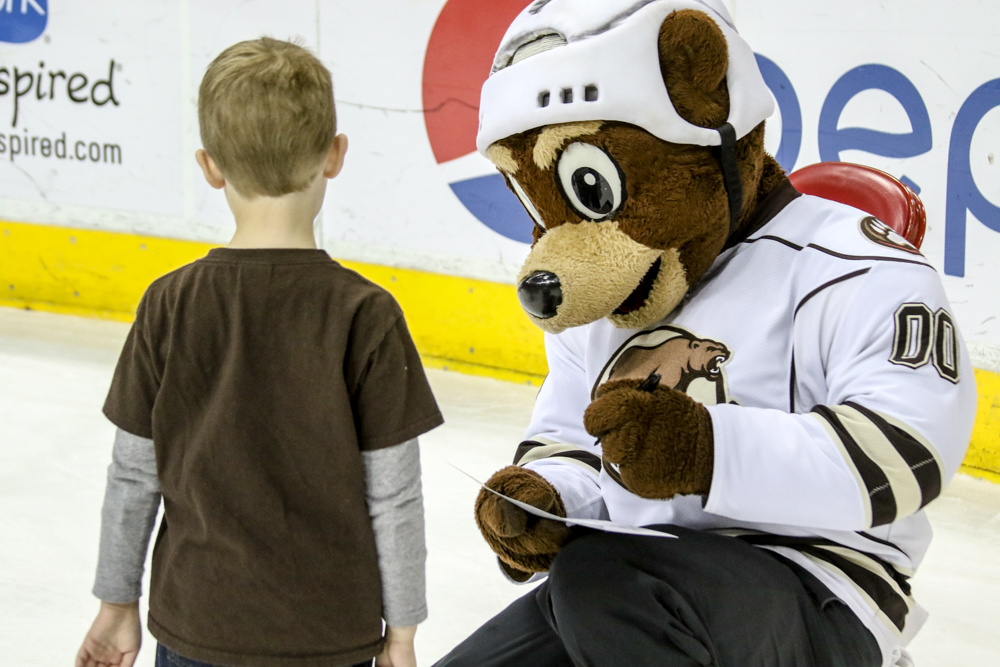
[[1, 307, 998, 666]]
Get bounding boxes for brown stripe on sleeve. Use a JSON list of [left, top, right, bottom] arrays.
[[801, 546, 911, 633], [812, 405, 898, 527], [514, 440, 602, 472], [844, 402, 943, 510]]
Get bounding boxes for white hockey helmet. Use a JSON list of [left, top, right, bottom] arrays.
[[476, 0, 775, 155]]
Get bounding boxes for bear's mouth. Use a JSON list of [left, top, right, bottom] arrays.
[[613, 258, 662, 315], [707, 355, 727, 375]]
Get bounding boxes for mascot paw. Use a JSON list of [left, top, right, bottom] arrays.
[[584, 378, 715, 499], [474, 466, 571, 576]]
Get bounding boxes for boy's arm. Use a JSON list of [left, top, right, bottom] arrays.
[[76, 602, 141, 667], [363, 438, 427, 627], [93, 429, 162, 603], [77, 429, 160, 667]]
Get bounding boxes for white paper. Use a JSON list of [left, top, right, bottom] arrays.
[[453, 465, 676, 539]]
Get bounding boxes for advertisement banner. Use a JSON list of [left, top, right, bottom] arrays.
[[0, 0, 183, 217], [1, 0, 998, 362]]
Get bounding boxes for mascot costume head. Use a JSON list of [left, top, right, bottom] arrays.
[[478, 0, 784, 333]]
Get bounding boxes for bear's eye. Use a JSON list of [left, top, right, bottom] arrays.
[[509, 176, 546, 232], [556, 142, 625, 221]]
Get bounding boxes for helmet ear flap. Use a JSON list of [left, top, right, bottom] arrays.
[[658, 9, 731, 129]]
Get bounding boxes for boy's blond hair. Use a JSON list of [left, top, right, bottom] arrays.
[[198, 37, 336, 198]]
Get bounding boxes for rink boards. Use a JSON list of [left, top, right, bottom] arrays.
[[1, 219, 998, 482]]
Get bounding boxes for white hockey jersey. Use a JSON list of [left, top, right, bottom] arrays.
[[516, 183, 977, 667]]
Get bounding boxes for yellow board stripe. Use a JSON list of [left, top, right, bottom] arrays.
[[963, 368, 1000, 481], [0, 220, 547, 384], [331, 258, 547, 382], [2, 220, 998, 479], [1, 221, 215, 319]]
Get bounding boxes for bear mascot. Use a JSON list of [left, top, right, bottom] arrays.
[[433, 1, 977, 666]]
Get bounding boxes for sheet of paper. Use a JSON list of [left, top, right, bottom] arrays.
[[453, 465, 676, 539]]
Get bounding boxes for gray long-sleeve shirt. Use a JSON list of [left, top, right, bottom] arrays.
[[93, 429, 428, 627]]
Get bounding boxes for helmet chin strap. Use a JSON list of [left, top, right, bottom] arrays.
[[715, 122, 743, 243]]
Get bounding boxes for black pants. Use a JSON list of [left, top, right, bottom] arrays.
[[155, 643, 374, 667], [434, 526, 882, 667]]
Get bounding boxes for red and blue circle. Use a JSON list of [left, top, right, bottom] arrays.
[[421, 2, 801, 245], [422, 0, 535, 244]]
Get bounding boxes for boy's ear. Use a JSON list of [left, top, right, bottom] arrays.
[[195, 149, 226, 190], [323, 134, 349, 179]]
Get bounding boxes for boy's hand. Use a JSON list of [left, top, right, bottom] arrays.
[[75, 601, 141, 667], [376, 625, 417, 667]]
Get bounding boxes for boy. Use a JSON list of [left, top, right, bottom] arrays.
[[75, 38, 443, 667]]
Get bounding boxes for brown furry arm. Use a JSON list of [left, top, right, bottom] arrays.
[[474, 466, 571, 579], [584, 379, 714, 499]]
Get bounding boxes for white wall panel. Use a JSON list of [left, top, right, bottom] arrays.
[[0, 1, 183, 218], [0, 0, 998, 360]]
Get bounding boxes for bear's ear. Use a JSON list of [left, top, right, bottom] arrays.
[[658, 9, 731, 129]]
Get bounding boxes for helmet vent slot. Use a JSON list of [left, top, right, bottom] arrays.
[[584, 85, 599, 102], [538, 91, 551, 108], [561, 88, 573, 104]]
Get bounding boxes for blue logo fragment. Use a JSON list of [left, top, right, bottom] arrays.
[[0, 0, 48, 44]]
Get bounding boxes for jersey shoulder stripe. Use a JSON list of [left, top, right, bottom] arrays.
[[744, 195, 934, 271], [793, 268, 871, 320]]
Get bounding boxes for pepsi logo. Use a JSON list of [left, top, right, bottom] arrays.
[[0, 0, 48, 44], [422, 0, 535, 244]]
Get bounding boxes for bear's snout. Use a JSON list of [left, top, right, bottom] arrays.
[[518, 271, 563, 320]]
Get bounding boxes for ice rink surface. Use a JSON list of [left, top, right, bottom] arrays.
[[1, 306, 998, 666]]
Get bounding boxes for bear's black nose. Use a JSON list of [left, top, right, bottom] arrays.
[[518, 271, 562, 319]]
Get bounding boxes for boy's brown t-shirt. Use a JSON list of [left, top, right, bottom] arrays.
[[103, 248, 443, 667]]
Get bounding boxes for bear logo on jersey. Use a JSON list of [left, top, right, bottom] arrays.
[[593, 325, 734, 406], [593, 325, 733, 491], [860, 216, 922, 256]]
